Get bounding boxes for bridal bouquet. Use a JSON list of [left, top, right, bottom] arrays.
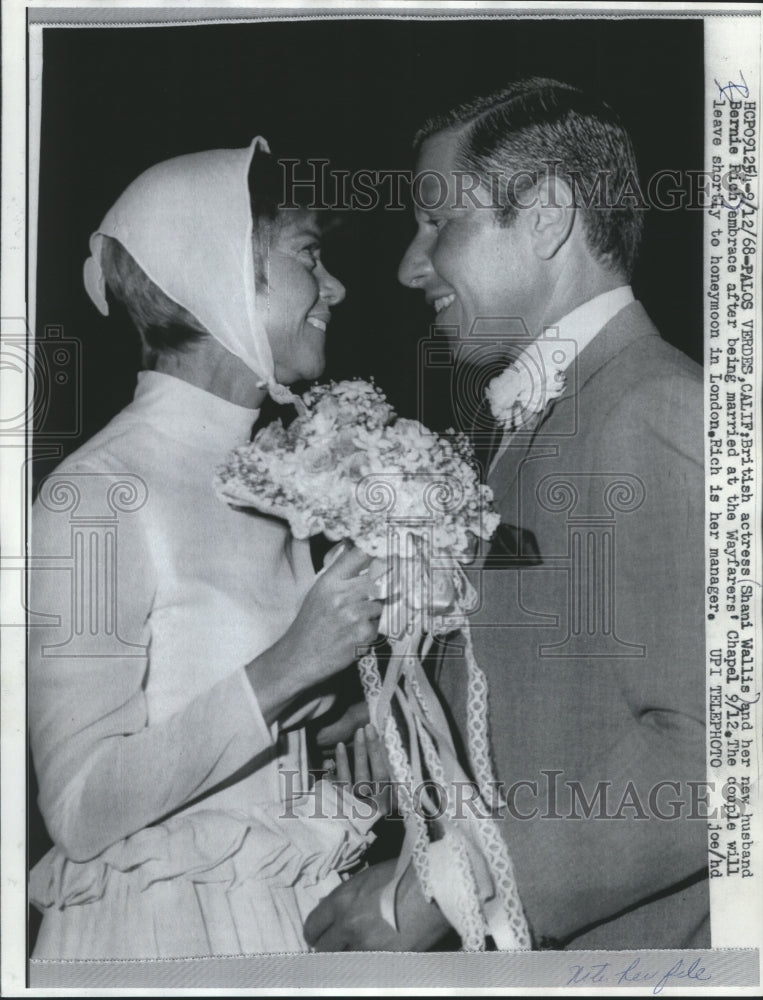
[[215, 380, 530, 951]]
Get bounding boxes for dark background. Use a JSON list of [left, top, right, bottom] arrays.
[[30, 14, 704, 947], [35, 17, 704, 464]]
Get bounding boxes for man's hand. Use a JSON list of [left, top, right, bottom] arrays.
[[304, 859, 453, 951]]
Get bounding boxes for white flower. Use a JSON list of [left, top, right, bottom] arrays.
[[215, 378, 500, 624], [486, 347, 566, 432]]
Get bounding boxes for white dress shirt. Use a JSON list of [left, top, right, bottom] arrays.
[[489, 286, 635, 475]]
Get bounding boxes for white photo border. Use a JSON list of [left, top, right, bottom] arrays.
[[2, 1, 761, 994]]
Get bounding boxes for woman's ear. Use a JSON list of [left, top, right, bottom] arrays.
[[529, 175, 575, 260]]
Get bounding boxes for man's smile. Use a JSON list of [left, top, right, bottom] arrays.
[[432, 293, 456, 315]]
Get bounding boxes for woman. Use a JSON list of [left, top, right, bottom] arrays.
[[30, 137, 385, 958]]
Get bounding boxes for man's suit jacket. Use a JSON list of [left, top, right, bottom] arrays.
[[437, 301, 709, 949]]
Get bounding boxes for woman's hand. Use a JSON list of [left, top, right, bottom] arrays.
[[315, 700, 370, 749], [288, 544, 384, 681], [329, 724, 392, 819], [247, 544, 385, 725]]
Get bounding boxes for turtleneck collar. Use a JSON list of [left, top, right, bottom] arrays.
[[131, 370, 260, 452]]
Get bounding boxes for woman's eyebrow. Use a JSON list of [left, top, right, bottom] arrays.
[[283, 224, 321, 246], [298, 225, 322, 242]]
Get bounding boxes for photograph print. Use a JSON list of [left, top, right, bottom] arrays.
[[18, 5, 731, 986]]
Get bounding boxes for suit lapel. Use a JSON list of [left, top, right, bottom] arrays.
[[486, 301, 662, 510], [571, 300, 661, 397], [488, 432, 539, 510]]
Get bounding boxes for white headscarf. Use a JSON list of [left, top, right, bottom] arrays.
[[83, 136, 296, 404]]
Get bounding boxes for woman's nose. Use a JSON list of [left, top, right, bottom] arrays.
[[319, 266, 346, 306], [398, 232, 431, 289]]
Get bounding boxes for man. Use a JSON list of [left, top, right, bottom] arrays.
[[305, 78, 708, 951]]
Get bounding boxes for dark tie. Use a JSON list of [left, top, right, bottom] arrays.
[[471, 399, 544, 569]]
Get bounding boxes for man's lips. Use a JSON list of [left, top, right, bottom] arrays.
[[428, 293, 456, 315], [306, 316, 328, 332]]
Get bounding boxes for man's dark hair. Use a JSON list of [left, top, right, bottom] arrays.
[[415, 77, 645, 277]]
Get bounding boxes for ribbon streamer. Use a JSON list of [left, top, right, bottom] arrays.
[[357, 555, 531, 952]]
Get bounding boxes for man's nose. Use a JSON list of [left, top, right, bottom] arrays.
[[398, 232, 431, 289], [319, 266, 346, 306]]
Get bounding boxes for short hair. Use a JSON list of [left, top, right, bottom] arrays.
[[248, 143, 335, 288], [100, 144, 297, 367], [99, 236, 207, 369], [248, 141, 286, 289], [415, 77, 644, 277]]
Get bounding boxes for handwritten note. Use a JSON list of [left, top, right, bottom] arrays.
[[567, 955, 712, 994]]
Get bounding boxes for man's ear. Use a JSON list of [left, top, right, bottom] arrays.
[[528, 175, 575, 260]]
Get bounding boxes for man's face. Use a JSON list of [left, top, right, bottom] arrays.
[[398, 130, 542, 347]]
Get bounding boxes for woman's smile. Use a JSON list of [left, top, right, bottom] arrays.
[[263, 211, 346, 384]]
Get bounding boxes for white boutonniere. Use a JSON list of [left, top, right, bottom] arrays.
[[485, 350, 567, 432]]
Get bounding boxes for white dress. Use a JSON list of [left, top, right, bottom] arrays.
[[29, 371, 374, 958]]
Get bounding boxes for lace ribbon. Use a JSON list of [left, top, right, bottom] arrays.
[[357, 590, 531, 952]]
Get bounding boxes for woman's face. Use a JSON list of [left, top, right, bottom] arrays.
[[262, 210, 346, 385]]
